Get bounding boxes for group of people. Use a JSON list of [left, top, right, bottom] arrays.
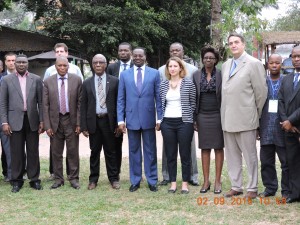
[[0, 33, 300, 204]]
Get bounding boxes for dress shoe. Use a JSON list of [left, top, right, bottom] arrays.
[[48, 174, 55, 181], [158, 180, 170, 186], [286, 197, 298, 204], [181, 189, 189, 194], [111, 181, 120, 190], [188, 180, 200, 186], [168, 188, 177, 193], [258, 191, 275, 198], [4, 176, 10, 182], [214, 183, 222, 194], [70, 181, 80, 189], [149, 184, 158, 192], [129, 184, 140, 192], [200, 183, 211, 193], [50, 182, 64, 189], [30, 181, 43, 190], [245, 191, 258, 199], [224, 189, 243, 198], [11, 185, 21, 193], [88, 182, 97, 190]]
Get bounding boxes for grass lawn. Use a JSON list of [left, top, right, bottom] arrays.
[[0, 158, 299, 225]]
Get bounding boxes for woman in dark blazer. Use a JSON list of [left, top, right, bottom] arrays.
[[159, 56, 196, 194], [193, 46, 224, 194]]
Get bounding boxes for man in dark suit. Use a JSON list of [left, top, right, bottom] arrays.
[[107, 42, 133, 177], [0, 54, 43, 193], [81, 54, 121, 190], [117, 47, 162, 192], [278, 46, 300, 203], [0, 53, 16, 182], [43, 56, 82, 189]]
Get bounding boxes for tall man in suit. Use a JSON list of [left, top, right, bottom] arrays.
[[107, 42, 133, 178], [43, 56, 82, 189], [221, 33, 267, 199], [44, 43, 83, 180], [158, 42, 199, 186], [117, 47, 162, 192], [81, 54, 121, 190], [0, 54, 43, 193], [0, 53, 16, 182], [278, 46, 300, 203]]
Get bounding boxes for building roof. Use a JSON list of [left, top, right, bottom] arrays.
[[262, 31, 300, 45], [0, 26, 59, 52]]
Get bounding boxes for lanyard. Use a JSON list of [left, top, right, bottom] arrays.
[[268, 76, 281, 100]]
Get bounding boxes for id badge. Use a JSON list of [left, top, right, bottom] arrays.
[[268, 100, 278, 113]]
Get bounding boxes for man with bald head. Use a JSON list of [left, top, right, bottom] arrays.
[[279, 46, 300, 203], [0, 54, 43, 193], [259, 54, 289, 199], [43, 56, 82, 189], [81, 54, 121, 190]]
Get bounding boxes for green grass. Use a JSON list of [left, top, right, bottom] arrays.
[[0, 158, 299, 225]]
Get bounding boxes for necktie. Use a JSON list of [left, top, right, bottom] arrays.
[[123, 63, 127, 71], [137, 67, 143, 94], [60, 77, 67, 114], [98, 76, 106, 108], [229, 61, 237, 77], [294, 73, 299, 90]]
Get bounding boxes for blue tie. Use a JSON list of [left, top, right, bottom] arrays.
[[294, 73, 299, 90], [137, 67, 142, 94], [229, 61, 236, 78], [123, 64, 127, 71]]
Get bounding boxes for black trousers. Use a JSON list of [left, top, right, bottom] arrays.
[[89, 116, 119, 183], [260, 144, 289, 196], [115, 134, 123, 177], [1, 148, 7, 177], [285, 133, 300, 199], [49, 146, 69, 175], [10, 114, 40, 186], [161, 118, 194, 182]]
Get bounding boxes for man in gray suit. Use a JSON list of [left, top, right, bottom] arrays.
[[221, 33, 267, 199], [158, 42, 199, 186], [0, 54, 44, 193]]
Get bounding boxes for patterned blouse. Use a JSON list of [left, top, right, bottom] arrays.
[[200, 67, 216, 93]]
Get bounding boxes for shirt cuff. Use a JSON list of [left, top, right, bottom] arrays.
[[118, 121, 125, 125]]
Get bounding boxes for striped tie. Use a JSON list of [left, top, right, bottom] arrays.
[[98, 76, 106, 108], [60, 77, 67, 114]]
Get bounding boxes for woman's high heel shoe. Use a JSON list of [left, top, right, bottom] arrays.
[[200, 183, 211, 193]]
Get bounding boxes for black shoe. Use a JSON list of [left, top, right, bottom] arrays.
[[30, 181, 43, 190], [50, 182, 64, 189], [188, 180, 200, 186], [149, 184, 158, 192], [181, 189, 189, 194], [258, 191, 275, 198], [70, 181, 80, 190], [286, 197, 298, 204], [168, 188, 177, 193], [4, 176, 10, 182], [11, 185, 21, 193], [159, 180, 170, 186], [200, 183, 211, 193], [129, 184, 140, 192]]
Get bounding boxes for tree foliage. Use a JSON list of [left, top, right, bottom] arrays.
[[18, 0, 210, 67]]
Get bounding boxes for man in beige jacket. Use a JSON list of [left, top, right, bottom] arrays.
[[221, 33, 267, 199]]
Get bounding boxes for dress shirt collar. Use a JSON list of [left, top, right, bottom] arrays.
[[16, 71, 29, 77], [133, 64, 146, 71], [233, 51, 246, 65], [95, 72, 106, 80], [120, 60, 131, 66], [57, 74, 68, 80]]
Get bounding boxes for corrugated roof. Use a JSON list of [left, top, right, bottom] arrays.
[[262, 31, 300, 45]]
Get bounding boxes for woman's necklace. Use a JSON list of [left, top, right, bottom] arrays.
[[170, 79, 181, 90]]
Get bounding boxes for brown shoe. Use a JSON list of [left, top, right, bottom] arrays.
[[245, 191, 258, 199], [224, 189, 243, 198], [88, 182, 97, 190], [112, 181, 120, 190]]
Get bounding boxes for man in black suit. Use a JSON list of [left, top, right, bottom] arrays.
[[106, 42, 133, 178], [81, 54, 121, 190], [278, 46, 300, 203], [0, 55, 43, 193]]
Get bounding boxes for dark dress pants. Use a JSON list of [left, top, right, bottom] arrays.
[[260, 144, 289, 196], [89, 116, 119, 183], [161, 118, 194, 182], [49, 145, 69, 175], [51, 114, 79, 183], [285, 133, 300, 199], [10, 114, 40, 186]]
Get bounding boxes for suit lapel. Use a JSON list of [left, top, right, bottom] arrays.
[[106, 75, 110, 95], [26, 73, 33, 101], [12, 75, 23, 100], [52, 74, 60, 108], [91, 76, 96, 99], [195, 70, 201, 99], [141, 67, 150, 94], [289, 73, 300, 103], [67, 75, 72, 106]]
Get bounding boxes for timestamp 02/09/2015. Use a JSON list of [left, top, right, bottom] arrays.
[[196, 196, 287, 206]]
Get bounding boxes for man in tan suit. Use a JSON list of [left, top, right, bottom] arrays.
[[221, 33, 267, 199], [43, 56, 82, 189]]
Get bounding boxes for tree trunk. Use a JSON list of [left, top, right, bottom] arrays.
[[211, 0, 223, 55]]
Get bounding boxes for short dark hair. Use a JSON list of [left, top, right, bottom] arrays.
[[201, 46, 220, 65], [4, 52, 17, 60], [228, 32, 245, 43], [54, 43, 68, 52], [119, 42, 132, 51], [133, 47, 146, 55]]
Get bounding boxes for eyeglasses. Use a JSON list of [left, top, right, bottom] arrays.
[[203, 57, 216, 60], [92, 61, 107, 65]]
